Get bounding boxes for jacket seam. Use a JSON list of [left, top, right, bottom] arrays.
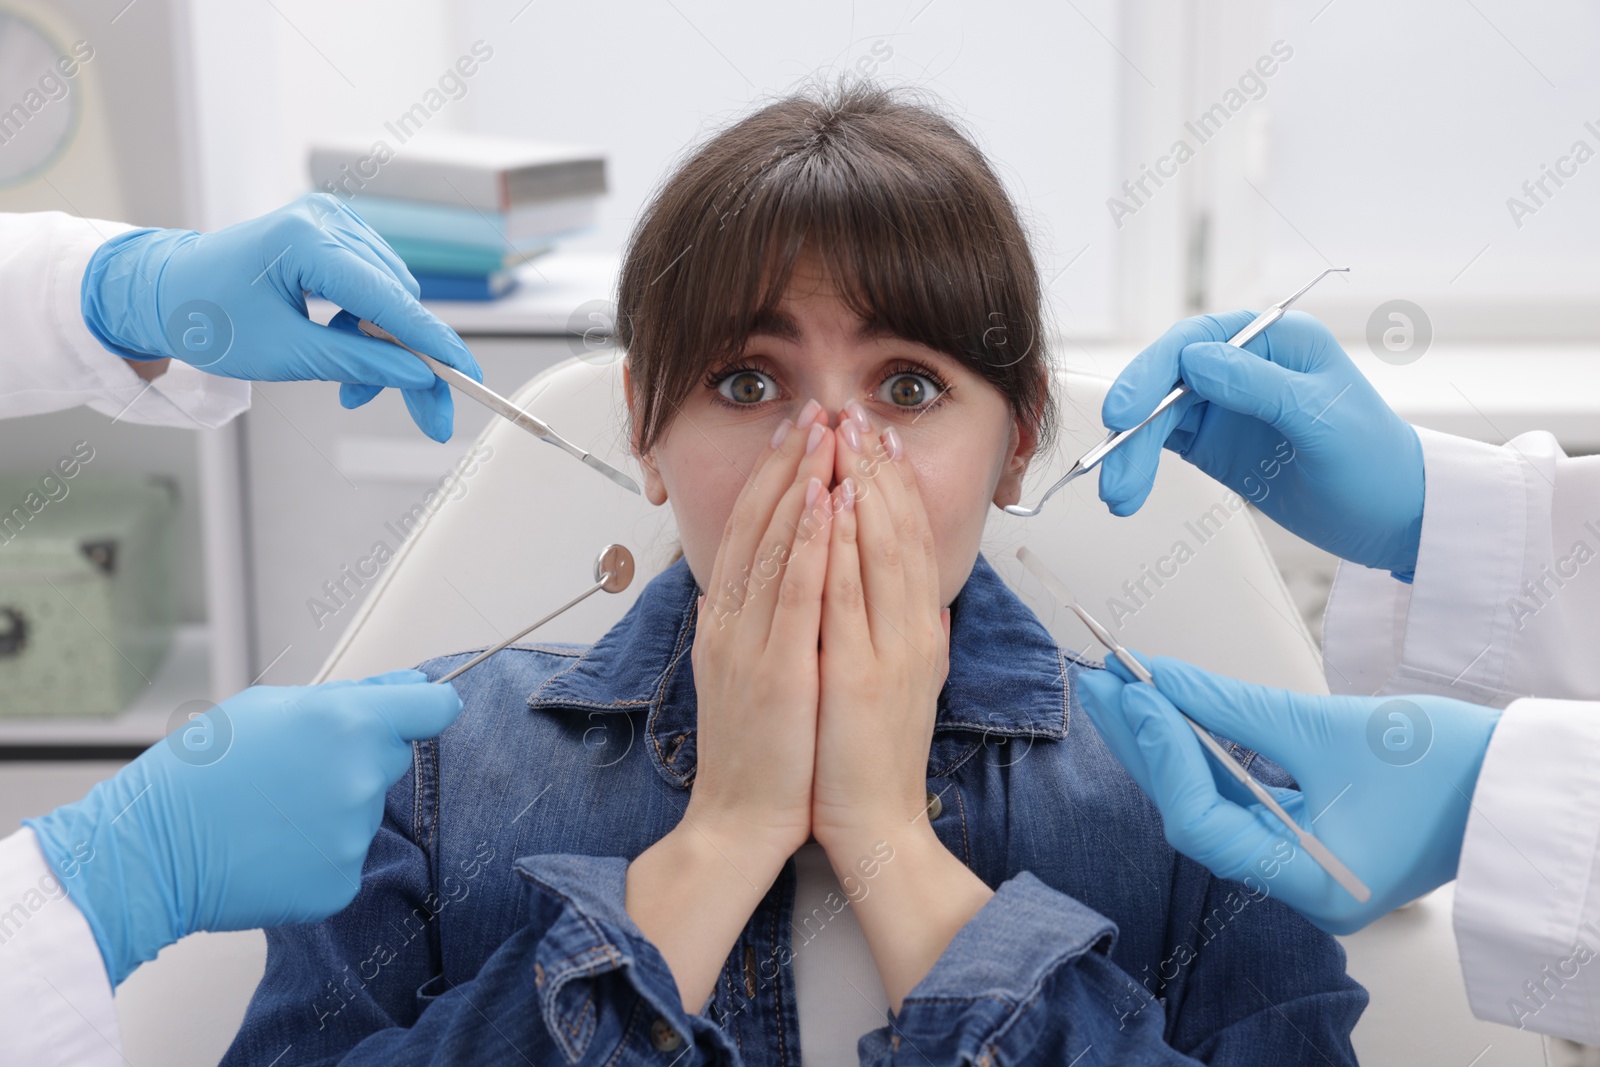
[[927, 983, 1045, 1061], [904, 992, 1025, 1006], [601, 998, 645, 1067], [1062, 648, 1103, 671], [719, 950, 742, 1053], [558, 982, 596, 1044], [952, 777, 972, 866], [1058, 650, 1074, 737], [518, 870, 633, 989], [427, 739, 442, 855], [768, 890, 789, 1067], [410, 740, 426, 847], [545, 942, 626, 980], [543, 943, 624, 1051], [903, 932, 1088, 1013], [529, 697, 653, 712], [527, 642, 610, 706], [643, 605, 698, 787], [431, 642, 586, 671], [929, 736, 980, 778]]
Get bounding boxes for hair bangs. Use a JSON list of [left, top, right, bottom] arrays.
[[619, 82, 1053, 455]]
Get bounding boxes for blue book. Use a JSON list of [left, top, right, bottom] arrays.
[[309, 134, 606, 212], [346, 194, 598, 248], [384, 236, 552, 276], [415, 272, 519, 302]]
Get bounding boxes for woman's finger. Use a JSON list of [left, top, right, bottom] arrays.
[[738, 423, 837, 648], [835, 404, 905, 646], [822, 478, 869, 654], [765, 464, 835, 656], [704, 401, 823, 621], [875, 422, 939, 616]]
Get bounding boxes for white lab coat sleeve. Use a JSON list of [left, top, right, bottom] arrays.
[[1453, 696, 1600, 1044], [1322, 424, 1600, 1044], [1323, 424, 1600, 705], [0, 827, 123, 1066], [0, 211, 250, 428]]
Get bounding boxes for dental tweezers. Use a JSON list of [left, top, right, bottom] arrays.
[[357, 319, 641, 495], [1015, 546, 1372, 903], [1004, 267, 1350, 517]]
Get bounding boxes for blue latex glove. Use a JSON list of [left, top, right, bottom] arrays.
[[1099, 310, 1426, 577], [1076, 656, 1502, 934], [80, 193, 481, 442], [24, 671, 461, 985]]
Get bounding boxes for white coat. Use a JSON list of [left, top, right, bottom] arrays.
[[0, 211, 249, 1067], [1324, 426, 1600, 1045]]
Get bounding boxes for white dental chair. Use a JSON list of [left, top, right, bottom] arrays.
[[315, 353, 1333, 690], [128, 354, 1543, 1065], [313, 352, 1545, 1065]]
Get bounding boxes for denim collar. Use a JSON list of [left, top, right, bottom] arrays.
[[527, 553, 1074, 788]]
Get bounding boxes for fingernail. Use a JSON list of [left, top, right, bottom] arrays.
[[840, 418, 861, 452], [845, 399, 871, 433], [770, 420, 792, 449], [805, 421, 826, 454], [881, 426, 904, 461], [842, 477, 856, 512], [797, 399, 823, 429], [806, 476, 823, 509]]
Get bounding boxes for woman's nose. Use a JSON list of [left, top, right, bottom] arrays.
[[795, 399, 860, 430], [787, 397, 836, 430]]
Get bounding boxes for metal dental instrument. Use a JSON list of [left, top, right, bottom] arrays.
[[435, 544, 636, 684], [356, 319, 642, 495], [1004, 267, 1351, 517], [1015, 546, 1372, 903]]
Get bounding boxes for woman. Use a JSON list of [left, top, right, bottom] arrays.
[[225, 84, 1365, 1065]]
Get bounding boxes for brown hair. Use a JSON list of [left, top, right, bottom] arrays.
[[617, 81, 1054, 456]]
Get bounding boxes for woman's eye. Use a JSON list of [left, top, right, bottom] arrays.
[[715, 369, 776, 405], [878, 372, 941, 408]]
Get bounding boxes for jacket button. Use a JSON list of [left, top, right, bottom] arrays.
[[925, 790, 942, 820], [650, 1017, 683, 1052]]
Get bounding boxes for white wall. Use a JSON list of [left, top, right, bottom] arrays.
[[133, 0, 1600, 338], [1212, 0, 1600, 338], [225, 0, 1127, 336], [183, 0, 458, 228]]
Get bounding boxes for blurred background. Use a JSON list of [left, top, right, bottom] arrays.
[[0, 0, 1597, 1062]]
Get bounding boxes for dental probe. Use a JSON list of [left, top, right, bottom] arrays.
[[1004, 267, 1350, 517], [1014, 546, 1372, 903], [356, 319, 642, 495], [435, 544, 635, 685]]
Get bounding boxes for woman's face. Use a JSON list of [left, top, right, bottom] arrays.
[[631, 257, 1038, 606]]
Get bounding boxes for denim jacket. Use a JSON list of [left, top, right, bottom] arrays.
[[224, 554, 1365, 1066]]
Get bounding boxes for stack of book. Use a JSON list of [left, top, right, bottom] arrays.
[[309, 132, 607, 301]]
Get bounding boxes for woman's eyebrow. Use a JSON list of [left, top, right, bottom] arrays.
[[747, 309, 800, 341], [856, 320, 947, 354], [855, 320, 900, 342], [746, 310, 920, 348]]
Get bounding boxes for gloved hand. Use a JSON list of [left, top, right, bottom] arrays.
[[24, 671, 462, 986], [1076, 655, 1502, 934], [80, 193, 481, 442], [1098, 310, 1426, 577]]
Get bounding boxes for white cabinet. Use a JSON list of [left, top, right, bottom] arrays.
[[240, 334, 582, 685]]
